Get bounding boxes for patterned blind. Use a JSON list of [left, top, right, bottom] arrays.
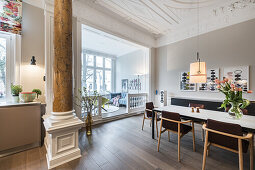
[[0, 0, 22, 35]]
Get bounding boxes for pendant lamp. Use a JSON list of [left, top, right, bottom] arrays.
[[189, 0, 207, 83], [190, 52, 207, 83]]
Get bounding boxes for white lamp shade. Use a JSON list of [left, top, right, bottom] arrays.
[[189, 61, 207, 83]]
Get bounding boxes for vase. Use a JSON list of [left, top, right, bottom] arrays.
[[85, 112, 93, 136], [12, 95, 19, 103], [228, 102, 243, 119]]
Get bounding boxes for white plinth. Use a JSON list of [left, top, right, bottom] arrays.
[[43, 110, 84, 169]]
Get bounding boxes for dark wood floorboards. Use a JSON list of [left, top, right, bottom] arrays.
[[0, 115, 254, 170]]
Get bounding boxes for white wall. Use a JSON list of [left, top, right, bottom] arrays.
[[155, 19, 255, 106], [21, 3, 45, 102], [116, 49, 149, 94]]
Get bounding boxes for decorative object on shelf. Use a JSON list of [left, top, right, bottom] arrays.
[[180, 71, 196, 91], [32, 89, 42, 100], [121, 79, 128, 93], [216, 78, 252, 119], [198, 68, 219, 92], [19, 92, 36, 102], [222, 66, 249, 93], [30, 56, 36, 65], [76, 87, 99, 136], [128, 75, 143, 92], [0, 0, 22, 35], [189, 1, 207, 83], [10, 84, 22, 102]]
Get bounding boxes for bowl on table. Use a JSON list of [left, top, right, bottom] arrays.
[[19, 92, 36, 102]]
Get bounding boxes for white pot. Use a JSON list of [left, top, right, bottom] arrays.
[[12, 96, 19, 103]]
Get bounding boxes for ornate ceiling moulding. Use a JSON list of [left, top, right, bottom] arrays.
[[162, 0, 221, 9], [213, 0, 255, 16]]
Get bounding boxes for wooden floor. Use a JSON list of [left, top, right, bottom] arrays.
[[0, 115, 254, 170]]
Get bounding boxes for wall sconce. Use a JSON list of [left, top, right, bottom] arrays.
[[30, 56, 36, 65]]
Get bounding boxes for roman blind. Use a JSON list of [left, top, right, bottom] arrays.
[[0, 0, 22, 35]]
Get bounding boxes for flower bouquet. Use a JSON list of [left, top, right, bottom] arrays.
[[215, 78, 252, 119]]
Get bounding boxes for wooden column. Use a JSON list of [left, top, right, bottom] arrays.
[[53, 0, 73, 112]]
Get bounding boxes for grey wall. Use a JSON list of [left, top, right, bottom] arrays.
[[21, 3, 45, 102], [155, 19, 255, 105], [116, 49, 147, 93]]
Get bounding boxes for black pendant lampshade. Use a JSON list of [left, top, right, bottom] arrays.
[[31, 56, 36, 65]]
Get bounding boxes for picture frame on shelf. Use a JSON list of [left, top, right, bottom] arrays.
[[122, 79, 128, 93], [180, 71, 197, 91], [221, 66, 249, 92], [198, 68, 219, 92]]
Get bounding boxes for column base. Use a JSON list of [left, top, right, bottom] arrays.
[[43, 111, 83, 169], [46, 148, 81, 169]]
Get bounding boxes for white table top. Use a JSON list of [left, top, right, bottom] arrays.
[[154, 105, 255, 132]]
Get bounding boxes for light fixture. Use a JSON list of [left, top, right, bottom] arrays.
[[30, 56, 36, 65], [190, 52, 207, 83], [189, 0, 207, 83]]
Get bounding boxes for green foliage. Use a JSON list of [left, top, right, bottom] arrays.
[[11, 84, 22, 96], [217, 81, 250, 110], [76, 87, 99, 116], [32, 89, 42, 98]]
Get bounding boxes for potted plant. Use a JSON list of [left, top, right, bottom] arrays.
[[32, 89, 42, 100], [76, 87, 99, 136], [11, 84, 22, 102], [216, 78, 252, 119]]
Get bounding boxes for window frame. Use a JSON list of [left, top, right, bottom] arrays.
[[83, 53, 115, 93], [0, 33, 11, 101]]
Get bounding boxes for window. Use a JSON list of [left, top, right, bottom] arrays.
[[82, 54, 113, 93], [0, 33, 11, 101]]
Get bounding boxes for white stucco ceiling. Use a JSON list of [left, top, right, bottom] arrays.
[[82, 25, 145, 57], [24, 0, 255, 47]]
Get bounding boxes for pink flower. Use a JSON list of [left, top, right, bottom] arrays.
[[217, 85, 221, 89], [231, 87, 234, 91], [224, 78, 228, 82], [247, 90, 253, 93], [238, 88, 242, 91], [215, 79, 220, 84], [220, 81, 225, 84]]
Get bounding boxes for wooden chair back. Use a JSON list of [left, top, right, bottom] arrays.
[[145, 102, 154, 117], [162, 111, 181, 132], [206, 119, 249, 153]]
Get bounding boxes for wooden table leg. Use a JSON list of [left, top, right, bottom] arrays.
[[152, 110, 155, 139]]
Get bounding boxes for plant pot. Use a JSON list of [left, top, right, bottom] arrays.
[[85, 112, 93, 136], [12, 95, 19, 103], [19, 92, 36, 102], [228, 102, 243, 119]]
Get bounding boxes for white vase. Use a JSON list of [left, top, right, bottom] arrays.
[[12, 96, 19, 103]]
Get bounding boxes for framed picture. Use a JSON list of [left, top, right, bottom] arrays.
[[180, 71, 196, 91], [198, 68, 219, 92], [122, 79, 128, 93], [222, 66, 249, 92]]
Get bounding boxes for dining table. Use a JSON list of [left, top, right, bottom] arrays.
[[152, 105, 255, 139]]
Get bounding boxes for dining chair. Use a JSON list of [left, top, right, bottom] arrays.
[[189, 103, 206, 141], [202, 119, 253, 170], [157, 111, 195, 162], [142, 102, 160, 137]]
